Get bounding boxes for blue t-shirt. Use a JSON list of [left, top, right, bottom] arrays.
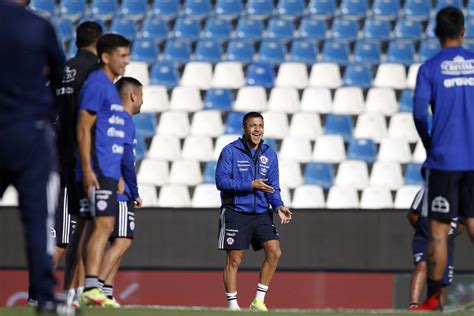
[[118, 113, 139, 202], [77, 70, 127, 180], [414, 46, 474, 171]]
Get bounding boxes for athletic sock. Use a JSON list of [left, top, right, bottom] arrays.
[[84, 276, 99, 292], [255, 283, 269, 301], [427, 278, 442, 298], [97, 279, 105, 290], [226, 291, 239, 309], [103, 284, 114, 299]]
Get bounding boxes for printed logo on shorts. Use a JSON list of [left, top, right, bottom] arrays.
[[97, 200, 108, 211], [130, 221, 135, 231], [432, 196, 450, 213], [79, 198, 90, 214], [414, 252, 423, 263], [50, 227, 56, 238], [260, 155, 269, 165], [226, 237, 234, 245]]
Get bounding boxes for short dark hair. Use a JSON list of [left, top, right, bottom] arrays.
[[75, 21, 103, 49], [115, 77, 143, 94], [242, 112, 264, 126], [97, 34, 130, 63], [435, 7, 464, 43]]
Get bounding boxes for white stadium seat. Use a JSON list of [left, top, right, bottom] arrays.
[[289, 112, 323, 140], [147, 135, 181, 160], [378, 138, 412, 163], [180, 62, 213, 89], [157, 111, 190, 138], [168, 159, 203, 186], [169, 86, 203, 112], [313, 135, 346, 163], [365, 87, 399, 115], [212, 62, 245, 89], [190, 110, 224, 137], [326, 186, 359, 209], [279, 160, 303, 189], [354, 113, 388, 143], [0, 186, 18, 206], [192, 184, 221, 207], [309, 63, 342, 88], [262, 111, 289, 140], [141, 85, 169, 112], [406, 63, 421, 89], [292, 185, 325, 208], [279, 136, 313, 162], [412, 139, 427, 163], [268, 87, 300, 113], [214, 134, 240, 160], [137, 159, 169, 186], [370, 161, 404, 190], [137, 184, 159, 207], [394, 185, 423, 209], [276, 62, 309, 89], [374, 63, 406, 90], [181, 135, 215, 161], [333, 87, 365, 115], [234, 86, 268, 112], [388, 113, 419, 143], [335, 160, 370, 190], [360, 186, 394, 209], [300, 87, 333, 113], [125, 61, 150, 86], [158, 185, 191, 207]]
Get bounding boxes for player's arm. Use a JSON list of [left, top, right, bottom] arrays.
[[121, 143, 141, 208], [413, 64, 432, 152], [407, 210, 419, 229], [77, 109, 99, 196], [215, 146, 254, 193], [266, 155, 292, 224]]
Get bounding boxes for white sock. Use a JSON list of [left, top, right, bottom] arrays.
[[84, 276, 98, 290], [255, 283, 269, 301], [65, 289, 75, 305], [226, 291, 239, 309], [76, 287, 84, 296]]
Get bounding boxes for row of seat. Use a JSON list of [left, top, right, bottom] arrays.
[[32, 0, 473, 22], [137, 157, 424, 189], [125, 61, 419, 90], [0, 182, 422, 209]]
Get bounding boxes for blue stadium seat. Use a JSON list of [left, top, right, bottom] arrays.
[[264, 138, 278, 151], [150, 61, 179, 88], [419, 39, 440, 62], [321, 40, 350, 65], [298, 18, 327, 41], [267, 18, 295, 43], [131, 40, 159, 64], [235, 18, 264, 42], [371, 0, 400, 20], [152, 0, 179, 20], [362, 19, 391, 42], [464, 41, 474, 51], [215, 0, 243, 19], [290, 40, 318, 65], [343, 64, 373, 89], [468, 0, 474, 18], [340, 0, 368, 19], [68, 43, 78, 59], [245, 0, 274, 19], [203, 161, 217, 183], [353, 40, 381, 65], [258, 40, 286, 66], [172, 17, 200, 42], [202, 18, 232, 42], [119, 0, 147, 20], [399, 89, 414, 112], [204, 89, 234, 111], [394, 19, 423, 41], [53, 18, 75, 43], [403, 0, 431, 20], [307, 0, 337, 18], [163, 40, 192, 64], [135, 134, 147, 160], [139, 16, 169, 43], [324, 114, 353, 142], [466, 19, 474, 40], [304, 162, 335, 189], [331, 18, 359, 42], [90, 0, 118, 20], [386, 40, 416, 66], [183, 0, 211, 18], [404, 163, 424, 185], [110, 17, 137, 40], [59, 0, 86, 20], [194, 40, 223, 64], [226, 40, 255, 64], [225, 111, 246, 134], [347, 138, 377, 163], [30, 0, 55, 16], [435, 0, 463, 12], [277, 0, 305, 18], [246, 62, 275, 88], [425, 16, 436, 38], [133, 113, 157, 138]]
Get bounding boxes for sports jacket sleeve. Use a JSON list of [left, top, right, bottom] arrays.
[[413, 64, 432, 151], [121, 143, 139, 199], [216, 145, 253, 193], [264, 153, 284, 212]]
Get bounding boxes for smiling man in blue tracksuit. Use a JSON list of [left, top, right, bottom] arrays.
[[216, 111, 293, 312]]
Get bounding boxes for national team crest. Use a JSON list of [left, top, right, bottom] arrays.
[[260, 155, 269, 164], [227, 237, 234, 245]]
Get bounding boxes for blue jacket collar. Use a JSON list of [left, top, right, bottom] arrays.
[[230, 137, 269, 154]]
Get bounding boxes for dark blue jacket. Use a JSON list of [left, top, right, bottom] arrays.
[[216, 138, 284, 214]]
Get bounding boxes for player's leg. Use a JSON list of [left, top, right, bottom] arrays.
[[250, 212, 281, 311], [409, 261, 427, 308], [419, 170, 461, 310], [218, 208, 249, 311], [11, 121, 59, 311], [81, 179, 117, 306], [102, 258, 121, 307]]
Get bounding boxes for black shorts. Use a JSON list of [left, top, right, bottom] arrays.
[[425, 169, 474, 221], [78, 177, 118, 219], [217, 208, 279, 251], [53, 186, 77, 246], [60, 167, 81, 216], [110, 200, 135, 239]]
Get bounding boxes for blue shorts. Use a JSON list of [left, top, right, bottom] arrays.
[[78, 177, 118, 219], [412, 237, 455, 286], [217, 208, 279, 251], [110, 200, 135, 239]]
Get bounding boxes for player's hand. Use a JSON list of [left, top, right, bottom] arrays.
[[83, 170, 99, 197], [277, 206, 292, 224], [117, 177, 125, 194], [134, 197, 143, 208], [252, 179, 275, 193]]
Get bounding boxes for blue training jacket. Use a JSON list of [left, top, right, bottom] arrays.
[[215, 138, 284, 214]]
